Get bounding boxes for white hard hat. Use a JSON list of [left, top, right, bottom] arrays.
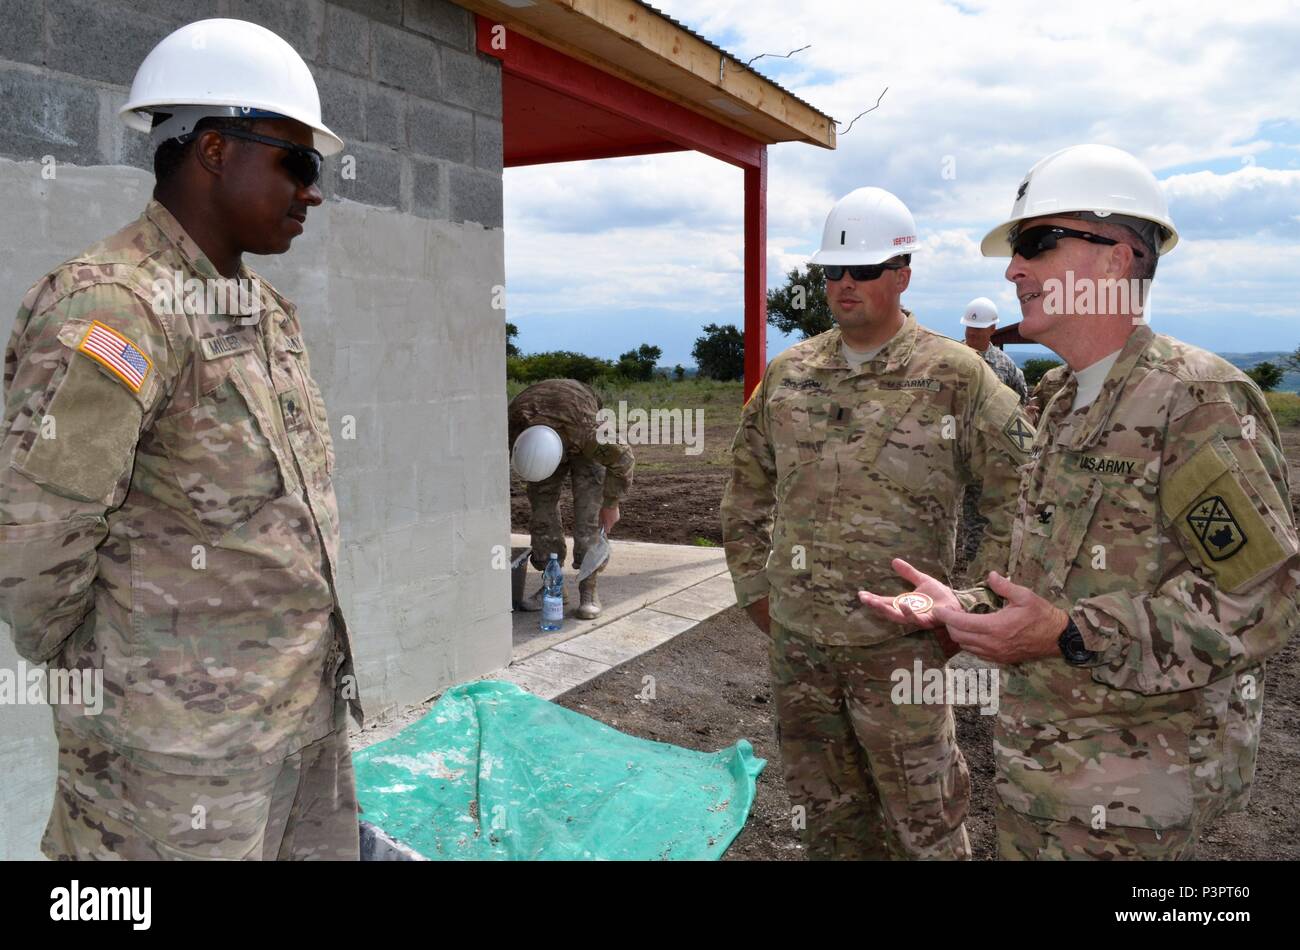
[[961, 297, 998, 328], [511, 426, 564, 482], [810, 187, 919, 266], [981, 144, 1177, 257], [120, 18, 343, 156]]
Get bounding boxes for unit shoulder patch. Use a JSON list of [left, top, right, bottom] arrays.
[[1186, 495, 1246, 561], [1002, 413, 1035, 455], [1164, 437, 1293, 592]]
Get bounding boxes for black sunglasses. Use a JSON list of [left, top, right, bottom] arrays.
[[216, 128, 323, 188], [1011, 224, 1145, 260], [821, 262, 906, 282]]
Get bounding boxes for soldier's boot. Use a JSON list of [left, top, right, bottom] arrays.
[[518, 583, 564, 613], [577, 576, 601, 620]]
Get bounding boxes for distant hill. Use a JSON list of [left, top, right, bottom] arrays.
[[1009, 349, 1299, 393]]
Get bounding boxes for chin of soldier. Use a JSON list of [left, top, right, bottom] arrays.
[[1016, 296, 1057, 341]]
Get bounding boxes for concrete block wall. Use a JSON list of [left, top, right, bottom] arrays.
[[0, 0, 512, 859], [0, 0, 504, 226]]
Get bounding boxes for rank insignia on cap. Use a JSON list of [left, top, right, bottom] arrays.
[[1186, 495, 1247, 561], [77, 320, 151, 393]]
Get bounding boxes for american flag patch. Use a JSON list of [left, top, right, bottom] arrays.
[[77, 320, 152, 393]]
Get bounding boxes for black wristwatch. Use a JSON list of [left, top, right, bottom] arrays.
[[1058, 616, 1099, 667]]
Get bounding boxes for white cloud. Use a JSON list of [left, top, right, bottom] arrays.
[[1162, 166, 1300, 238], [503, 0, 1300, 361]]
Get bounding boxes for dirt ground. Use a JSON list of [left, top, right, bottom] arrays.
[[519, 387, 1300, 860], [555, 601, 1299, 860]]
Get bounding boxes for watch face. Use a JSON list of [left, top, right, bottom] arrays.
[[1059, 625, 1095, 665]]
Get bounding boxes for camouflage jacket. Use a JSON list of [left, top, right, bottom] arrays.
[[721, 313, 1034, 645], [1024, 362, 1069, 424], [960, 326, 1299, 830], [0, 200, 359, 775], [507, 378, 635, 506], [980, 344, 1028, 403]]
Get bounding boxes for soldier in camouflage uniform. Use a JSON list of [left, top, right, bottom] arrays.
[[961, 297, 1027, 403], [1024, 362, 1069, 425], [861, 145, 1298, 859], [957, 297, 1027, 566], [722, 187, 1034, 860], [509, 378, 634, 619], [0, 21, 362, 859]]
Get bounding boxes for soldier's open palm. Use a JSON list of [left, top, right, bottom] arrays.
[[857, 558, 961, 629]]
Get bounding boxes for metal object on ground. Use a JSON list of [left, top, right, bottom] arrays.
[[576, 529, 609, 582]]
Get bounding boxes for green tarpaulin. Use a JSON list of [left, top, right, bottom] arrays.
[[353, 680, 764, 860]]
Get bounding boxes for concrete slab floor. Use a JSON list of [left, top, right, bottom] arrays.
[[351, 535, 735, 749]]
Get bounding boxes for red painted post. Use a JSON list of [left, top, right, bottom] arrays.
[[743, 147, 768, 400]]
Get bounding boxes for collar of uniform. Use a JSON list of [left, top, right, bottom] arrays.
[[873, 310, 919, 372], [144, 199, 225, 281], [805, 310, 919, 374], [1067, 324, 1156, 450], [237, 260, 292, 330]]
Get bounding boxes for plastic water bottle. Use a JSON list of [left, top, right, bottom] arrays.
[[540, 553, 564, 631]]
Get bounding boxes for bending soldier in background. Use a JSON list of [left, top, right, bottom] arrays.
[[509, 378, 634, 620]]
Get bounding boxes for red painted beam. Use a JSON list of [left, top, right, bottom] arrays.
[[505, 141, 688, 168], [477, 15, 763, 170], [743, 147, 768, 399]]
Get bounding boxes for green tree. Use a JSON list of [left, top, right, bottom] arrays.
[[1283, 345, 1300, 372], [615, 343, 662, 381], [506, 350, 614, 384], [673, 364, 685, 381], [767, 264, 834, 339], [692, 323, 745, 381], [505, 321, 520, 358], [1247, 361, 1285, 392], [1022, 358, 1064, 387]]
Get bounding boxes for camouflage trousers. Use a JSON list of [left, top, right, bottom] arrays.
[[526, 455, 605, 572], [769, 621, 971, 860], [996, 805, 1198, 860], [42, 699, 359, 861]]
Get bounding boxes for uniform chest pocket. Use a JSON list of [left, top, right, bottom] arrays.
[[275, 349, 334, 483], [1014, 475, 1103, 597], [770, 393, 830, 475], [156, 355, 296, 542], [849, 389, 916, 468], [868, 393, 960, 503]]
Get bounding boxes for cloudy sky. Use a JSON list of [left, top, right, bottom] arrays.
[[503, 0, 1300, 366]]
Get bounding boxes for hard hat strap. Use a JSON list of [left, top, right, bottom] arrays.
[[147, 105, 289, 149], [1057, 211, 1161, 257]]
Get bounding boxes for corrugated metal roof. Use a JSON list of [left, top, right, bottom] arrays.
[[633, 0, 834, 122]]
